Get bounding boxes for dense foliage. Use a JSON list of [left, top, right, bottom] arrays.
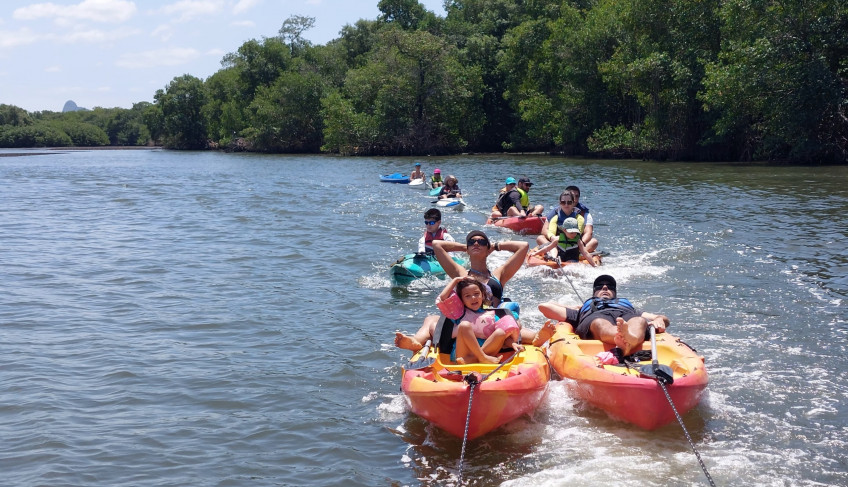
[[2, 0, 845, 163]]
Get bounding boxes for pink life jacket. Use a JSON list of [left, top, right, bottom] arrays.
[[436, 292, 520, 339]]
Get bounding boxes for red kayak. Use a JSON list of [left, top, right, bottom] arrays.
[[547, 322, 708, 430], [401, 346, 550, 439], [485, 215, 547, 235]]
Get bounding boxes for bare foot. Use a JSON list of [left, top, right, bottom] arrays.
[[456, 357, 466, 365], [532, 320, 557, 346], [613, 317, 642, 355], [394, 332, 423, 352], [482, 353, 502, 364]]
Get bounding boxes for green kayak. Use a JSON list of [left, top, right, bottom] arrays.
[[389, 253, 468, 285]]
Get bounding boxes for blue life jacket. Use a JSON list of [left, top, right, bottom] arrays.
[[578, 297, 635, 317]]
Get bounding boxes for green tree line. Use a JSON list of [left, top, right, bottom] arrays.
[[2, 0, 845, 163]]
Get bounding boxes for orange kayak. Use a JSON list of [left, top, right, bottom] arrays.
[[547, 322, 708, 430], [401, 346, 551, 439], [485, 215, 547, 235]]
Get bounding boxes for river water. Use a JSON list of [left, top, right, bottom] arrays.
[[1, 149, 845, 486]]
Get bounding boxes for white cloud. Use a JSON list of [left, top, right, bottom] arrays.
[[151, 24, 174, 42], [0, 27, 41, 48], [159, 0, 225, 23], [232, 0, 261, 15], [115, 47, 200, 68], [45, 65, 62, 72], [230, 20, 254, 28], [59, 27, 140, 43], [14, 0, 138, 23]]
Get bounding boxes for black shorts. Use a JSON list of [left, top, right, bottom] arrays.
[[575, 309, 641, 340], [557, 247, 579, 262]]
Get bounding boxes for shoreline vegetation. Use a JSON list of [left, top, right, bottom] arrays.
[[2, 2, 846, 164]]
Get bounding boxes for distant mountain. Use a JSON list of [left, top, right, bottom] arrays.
[[62, 100, 88, 112]]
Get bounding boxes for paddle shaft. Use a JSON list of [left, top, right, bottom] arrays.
[[649, 324, 659, 367]]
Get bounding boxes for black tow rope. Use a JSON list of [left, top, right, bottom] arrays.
[[651, 372, 717, 487], [457, 356, 512, 485]]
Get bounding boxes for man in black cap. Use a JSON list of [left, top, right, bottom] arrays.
[[538, 275, 670, 355], [517, 177, 544, 216]]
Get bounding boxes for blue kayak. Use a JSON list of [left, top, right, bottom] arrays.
[[390, 253, 468, 285], [380, 173, 411, 183]]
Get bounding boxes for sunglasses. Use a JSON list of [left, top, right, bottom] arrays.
[[560, 200, 574, 204], [424, 220, 439, 225], [467, 238, 489, 247], [593, 283, 615, 291]]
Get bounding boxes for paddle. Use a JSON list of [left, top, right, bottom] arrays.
[[405, 318, 445, 370], [429, 187, 442, 196], [639, 325, 674, 385], [407, 339, 434, 369]]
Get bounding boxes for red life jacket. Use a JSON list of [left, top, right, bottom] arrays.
[[424, 227, 448, 250]]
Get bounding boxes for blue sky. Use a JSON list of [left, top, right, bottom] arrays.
[[0, 0, 446, 113]]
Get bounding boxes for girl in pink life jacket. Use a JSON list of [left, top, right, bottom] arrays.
[[436, 277, 522, 364]]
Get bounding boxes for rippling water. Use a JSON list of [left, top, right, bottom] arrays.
[[1, 149, 846, 486]]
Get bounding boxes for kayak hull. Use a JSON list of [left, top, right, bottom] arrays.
[[435, 198, 466, 210], [390, 253, 467, 284], [547, 323, 708, 430], [408, 178, 428, 189], [380, 173, 410, 183], [402, 346, 551, 439], [486, 215, 547, 235]]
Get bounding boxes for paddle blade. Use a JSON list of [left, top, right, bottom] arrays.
[[639, 363, 675, 385]]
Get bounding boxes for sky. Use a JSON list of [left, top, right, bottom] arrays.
[[0, 0, 447, 113]]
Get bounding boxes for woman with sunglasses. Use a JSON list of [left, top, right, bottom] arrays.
[[395, 230, 556, 355], [539, 275, 670, 356], [536, 191, 585, 250]]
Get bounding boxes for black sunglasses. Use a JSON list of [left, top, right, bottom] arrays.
[[467, 238, 489, 246], [593, 283, 615, 291], [560, 200, 574, 204]]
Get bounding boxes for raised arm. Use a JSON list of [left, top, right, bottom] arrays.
[[577, 239, 597, 267], [492, 240, 529, 284], [530, 238, 557, 257], [433, 240, 469, 278], [439, 276, 463, 302]]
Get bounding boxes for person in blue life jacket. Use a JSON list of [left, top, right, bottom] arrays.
[[417, 208, 455, 254], [538, 275, 669, 355], [538, 187, 598, 252], [565, 185, 598, 252]]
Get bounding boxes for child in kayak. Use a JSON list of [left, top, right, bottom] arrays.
[[436, 276, 522, 364], [431, 168, 443, 188], [418, 208, 455, 254]]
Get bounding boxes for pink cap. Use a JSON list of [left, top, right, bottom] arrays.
[[434, 168, 441, 173]]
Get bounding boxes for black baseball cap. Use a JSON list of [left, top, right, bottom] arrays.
[[593, 275, 616, 290]]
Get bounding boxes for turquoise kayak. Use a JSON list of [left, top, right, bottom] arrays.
[[389, 253, 468, 285]]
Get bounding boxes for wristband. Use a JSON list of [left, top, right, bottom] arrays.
[[494, 242, 500, 251]]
